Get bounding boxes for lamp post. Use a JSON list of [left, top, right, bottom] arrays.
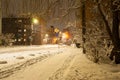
[[30, 18, 39, 45], [31, 18, 39, 33]]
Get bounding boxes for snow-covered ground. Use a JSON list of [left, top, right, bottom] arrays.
[[0, 45, 120, 80], [0, 45, 63, 67], [0, 45, 64, 79]]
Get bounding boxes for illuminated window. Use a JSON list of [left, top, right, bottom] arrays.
[[18, 20, 22, 22], [18, 39, 21, 41], [24, 29, 26, 32], [24, 34, 26, 36], [18, 29, 22, 32], [24, 39, 26, 42]]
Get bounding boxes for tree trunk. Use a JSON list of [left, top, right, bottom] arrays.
[[0, 0, 1, 34], [81, 0, 86, 54], [110, 0, 120, 64], [112, 11, 120, 48]]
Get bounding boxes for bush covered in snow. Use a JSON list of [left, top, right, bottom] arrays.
[[84, 27, 113, 63], [0, 33, 14, 46], [83, 0, 115, 63]]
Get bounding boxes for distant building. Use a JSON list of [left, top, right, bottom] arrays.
[[2, 17, 46, 45], [2, 18, 31, 45]]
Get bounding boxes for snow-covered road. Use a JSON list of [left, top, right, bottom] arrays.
[[0, 45, 66, 79], [1, 47, 79, 80], [0, 45, 63, 69], [0, 45, 120, 80], [0, 45, 81, 80]]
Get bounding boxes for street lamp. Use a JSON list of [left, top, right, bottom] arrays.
[[31, 18, 39, 33], [29, 18, 39, 45], [32, 18, 39, 24]]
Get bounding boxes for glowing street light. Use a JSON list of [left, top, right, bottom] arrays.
[[31, 18, 39, 33], [45, 34, 49, 38], [54, 28, 59, 33], [32, 18, 39, 24], [62, 32, 70, 39]]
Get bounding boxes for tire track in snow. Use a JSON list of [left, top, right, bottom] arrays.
[[0, 53, 57, 79], [48, 52, 78, 80]]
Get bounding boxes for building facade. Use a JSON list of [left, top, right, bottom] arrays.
[[2, 17, 46, 45], [2, 18, 31, 45]]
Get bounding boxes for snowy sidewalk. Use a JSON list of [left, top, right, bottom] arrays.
[[65, 51, 120, 80]]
